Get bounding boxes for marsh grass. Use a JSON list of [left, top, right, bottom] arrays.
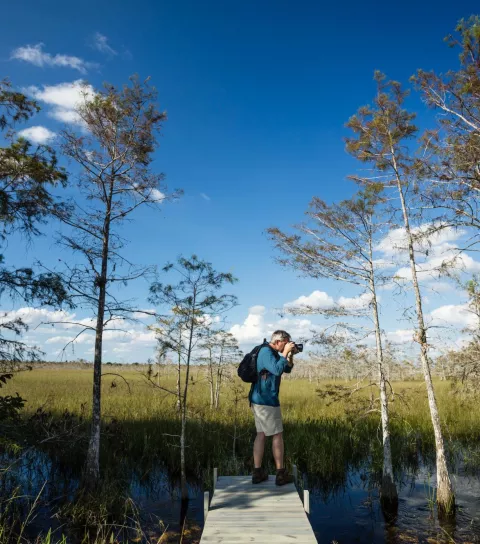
[[2, 367, 480, 542]]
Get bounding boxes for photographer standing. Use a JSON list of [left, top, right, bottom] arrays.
[[249, 330, 296, 486]]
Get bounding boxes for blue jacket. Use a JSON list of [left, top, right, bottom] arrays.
[[249, 345, 293, 407]]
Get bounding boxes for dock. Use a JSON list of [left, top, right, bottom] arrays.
[[200, 471, 317, 543]]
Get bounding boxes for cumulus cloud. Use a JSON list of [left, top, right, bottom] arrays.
[[91, 33, 117, 57], [0, 306, 157, 362], [374, 223, 480, 283], [338, 293, 373, 310], [376, 225, 464, 258], [0, 307, 76, 328], [284, 290, 334, 311], [230, 305, 266, 344], [18, 125, 56, 144], [11, 43, 94, 73], [394, 251, 480, 282], [45, 334, 93, 345], [386, 329, 414, 344], [229, 305, 320, 349], [150, 188, 166, 201], [429, 303, 477, 329], [27, 80, 94, 126], [284, 290, 373, 312]]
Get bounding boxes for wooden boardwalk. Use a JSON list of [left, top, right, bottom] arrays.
[[200, 474, 317, 543]]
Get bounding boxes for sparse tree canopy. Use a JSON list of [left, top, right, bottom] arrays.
[[149, 255, 237, 498], [413, 17, 480, 246], [56, 75, 180, 488], [345, 73, 455, 516], [269, 185, 398, 507]]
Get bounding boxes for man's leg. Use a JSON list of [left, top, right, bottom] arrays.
[[272, 432, 294, 485], [272, 432, 284, 470], [253, 432, 266, 468]]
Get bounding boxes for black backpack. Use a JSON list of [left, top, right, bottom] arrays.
[[237, 340, 279, 383]]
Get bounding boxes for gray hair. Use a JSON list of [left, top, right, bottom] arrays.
[[270, 330, 291, 343]]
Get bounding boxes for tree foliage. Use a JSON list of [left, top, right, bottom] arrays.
[[56, 75, 180, 487], [0, 79, 69, 419], [149, 255, 237, 498]]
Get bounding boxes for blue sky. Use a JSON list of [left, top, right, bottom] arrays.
[[2, 1, 480, 362]]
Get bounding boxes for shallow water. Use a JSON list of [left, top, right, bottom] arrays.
[[306, 466, 480, 543], [2, 450, 480, 543]]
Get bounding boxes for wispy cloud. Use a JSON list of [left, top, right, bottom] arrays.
[[18, 125, 56, 144], [11, 43, 95, 74], [26, 80, 95, 126], [0, 306, 157, 362], [91, 33, 117, 57], [200, 193, 211, 201]]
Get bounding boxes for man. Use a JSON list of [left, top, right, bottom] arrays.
[[249, 330, 295, 486]]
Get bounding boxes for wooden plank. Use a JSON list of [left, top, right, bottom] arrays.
[[200, 475, 317, 544], [204, 491, 209, 521]]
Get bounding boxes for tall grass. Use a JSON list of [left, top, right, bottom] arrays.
[[8, 368, 480, 475]]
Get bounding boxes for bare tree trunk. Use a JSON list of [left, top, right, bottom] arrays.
[[369, 254, 398, 507], [208, 363, 214, 409], [179, 291, 196, 500], [395, 169, 455, 516], [180, 397, 188, 500], [176, 328, 182, 413], [214, 367, 221, 409], [84, 183, 113, 489], [176, 362, 181, 413]]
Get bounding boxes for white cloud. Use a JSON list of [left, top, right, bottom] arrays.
[[11, 43, 94, 73], [150, 188, 165, 201], [230, 305, 266, 344], [376, 225, 464, 258], [229, 305, 320, 349], [45, 334, 93, 345], [269, 316, 316, 341], [338, 293, 373, 310], [27, 80, 95, 126], [423, 281, 453, 294], [394, 251, 480, 282], [0, 307, 76, 328], [131, 309, 156, 319], [429, 303, 477, 329], [0, 306, 157, 362], [386, 329, 414, 344], [284, 290, 372, 312], [200, 193, 211, 201], [284, 290, 334, 310], [91, 33, 117, 57], [18, 125, 56, 144], [375, 223, 480, 283]]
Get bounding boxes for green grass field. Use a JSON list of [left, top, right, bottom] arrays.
[[8, 366, 480, 479]]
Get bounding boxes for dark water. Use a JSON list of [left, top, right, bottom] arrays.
[[307, 466, 480, 543], [2, 450, 480, 543]]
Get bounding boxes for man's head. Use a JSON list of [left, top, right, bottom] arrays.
[[269, 330, 292, 352]]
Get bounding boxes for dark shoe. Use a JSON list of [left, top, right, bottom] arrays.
[[252, 467, 268, 484], [276, 468, 294, 486]]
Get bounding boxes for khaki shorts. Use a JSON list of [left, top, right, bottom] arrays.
[[251, 403, 283, 436]]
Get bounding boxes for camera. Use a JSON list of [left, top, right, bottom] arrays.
[[293, 343, 303, 353]]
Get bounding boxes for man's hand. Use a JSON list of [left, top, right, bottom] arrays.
[[282, 341, 295, 358], [286, 351, 294, 366]]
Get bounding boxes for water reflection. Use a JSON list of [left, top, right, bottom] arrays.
[[1, 449, 480, 543]]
